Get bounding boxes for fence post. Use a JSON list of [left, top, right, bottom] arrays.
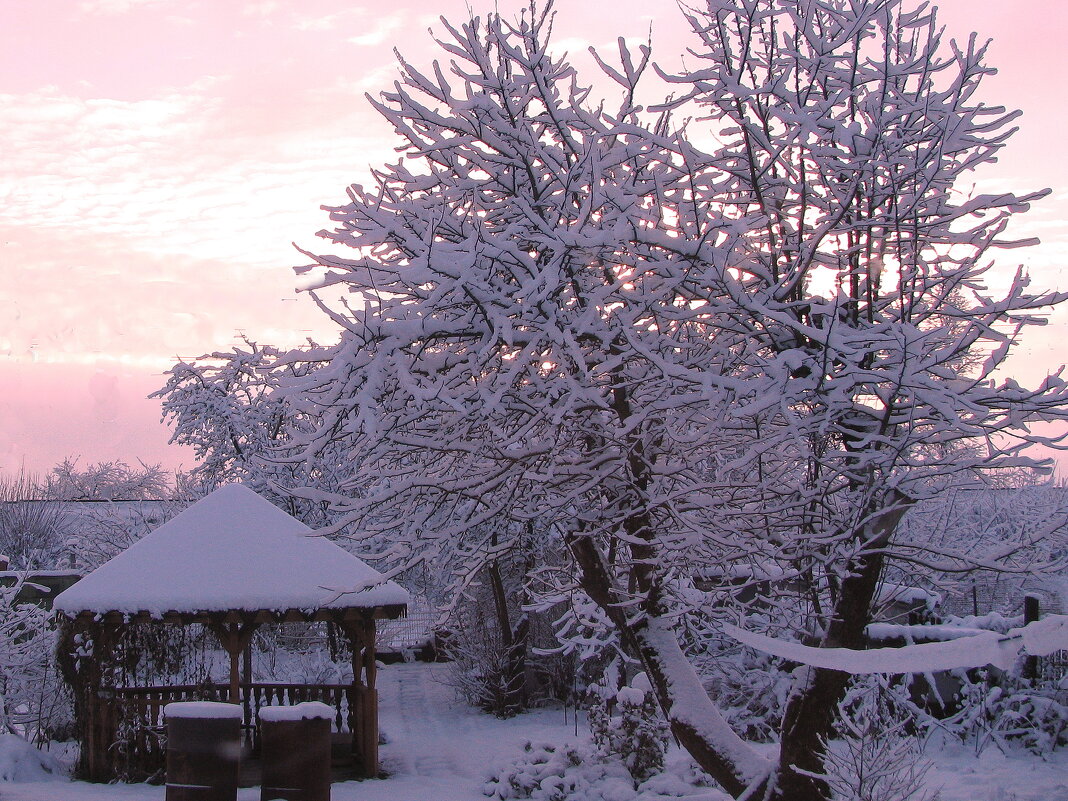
[[1023, 593, 1041, 680]]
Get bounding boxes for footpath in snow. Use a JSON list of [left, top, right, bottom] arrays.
[[1, 662, 1066, 801]]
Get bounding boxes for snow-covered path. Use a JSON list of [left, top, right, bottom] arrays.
[[383, 661, 474, 780], [374, 661, 586, 799]]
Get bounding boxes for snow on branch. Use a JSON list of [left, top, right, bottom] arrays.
[[723, 616, 1068, 675]]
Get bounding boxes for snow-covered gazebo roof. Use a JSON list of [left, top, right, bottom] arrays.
[[54, 483, 408, 622]]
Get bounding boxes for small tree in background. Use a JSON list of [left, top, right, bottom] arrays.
[[0, 469, 66, 570], [44, 458, 171, 502]]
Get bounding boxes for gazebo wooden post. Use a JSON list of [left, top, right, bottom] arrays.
[[71, 615, 120, 782], [360, 617, 378, 777], [242, 636, 254, 742], [208, 618, 260, 705], [340, 615, 379, 778], [362, 618, 377, 690]]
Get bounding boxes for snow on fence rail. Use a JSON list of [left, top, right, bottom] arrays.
[[724, 615, 1068, 675]]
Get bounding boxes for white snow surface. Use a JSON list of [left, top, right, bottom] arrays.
[[1, 664, 1066, 800], [163, 701, 243, 720], [258, 702, 334, 722], [52, 484, 409, 616], [0, 735, 65, 783]]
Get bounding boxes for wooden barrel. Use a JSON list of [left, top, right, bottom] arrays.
[[165, 702, 242, 801], [259, 703, 333, 801]]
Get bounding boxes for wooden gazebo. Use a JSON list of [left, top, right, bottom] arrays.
[[53, 484, 408, 782]]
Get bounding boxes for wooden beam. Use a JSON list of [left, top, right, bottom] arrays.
[[60, 602, 407, 628], [208, 619, 260, 704], [361, 619, 377, 690]]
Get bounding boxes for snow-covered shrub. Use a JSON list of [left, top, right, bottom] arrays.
[[442, 611, 523, 716], [251, 623, 351, 684], [824, 683, 939, 801], [947, 668, 1068, 755], [695, 645, 791, 742], [442, 576, 573, 717], [0, 578, 69, 744], [63, 497, 185, 572], [483, 741, 722, 801], [0, 469, 67, 569], [0, 733, 65, 782], [587, 673, 669, 782], [484, 741, 623, 801], [860, 614, 1068, 756]]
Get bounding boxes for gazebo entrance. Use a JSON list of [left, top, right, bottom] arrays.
[[53, 484, 409, 783]]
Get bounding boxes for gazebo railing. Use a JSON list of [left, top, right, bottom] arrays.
[[109, 682, 362, 781], [115, 682, 355, 740]]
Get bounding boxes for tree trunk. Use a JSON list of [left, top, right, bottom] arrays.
[[570, 490, 912, 801], [487, 558, 528, 716], [774, 492, 912, 800], [568, 534, 770, 798], [504, 612, 530, 716]]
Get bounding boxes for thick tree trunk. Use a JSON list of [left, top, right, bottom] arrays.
[[568, 535, 770, 798], [503, 612, 530, 716], [774, 492, 913, 800], [487, 559, 528, 717], [570, 490, 911, 801]]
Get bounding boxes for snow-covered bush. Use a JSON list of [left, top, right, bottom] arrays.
[[587, 673, 669, 782], [692, 643, 792, 743], [63, 498, 185, 572], [0, 576, 70, 744], [440, 566, 533, 717], [437, 523, 577, 717], [485, 741, 621, 801], [0, 733, 65, 782], [483, 741, 722, 801], [0, 470, 67, 570], [862, 615, 1068, 755], [443, 595, 574, 717], [824, 682, 939, 801], [251, 625, 353, 685], [45, 459, 171, 503], [945, 668, 1068, 755]]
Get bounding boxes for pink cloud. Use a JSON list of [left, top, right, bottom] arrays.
[[1, 0, 1065, 475], [0, 361, 195, 476]]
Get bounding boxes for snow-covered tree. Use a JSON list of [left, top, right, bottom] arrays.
[[661, 2, 1068, 793], [153, 338, 352, 525], [44, 459, 171, 502], [154, 339, 301, 488], [222, 2, 1065, 799], [280, 15, 772, 788]]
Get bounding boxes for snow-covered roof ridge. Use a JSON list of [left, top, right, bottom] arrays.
[[53, 484, 409, 617]]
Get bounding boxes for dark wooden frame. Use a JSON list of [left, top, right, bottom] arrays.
[[57, 603, 405, 782]]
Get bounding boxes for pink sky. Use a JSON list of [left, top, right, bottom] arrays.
[[1, 0, 1066, 478]]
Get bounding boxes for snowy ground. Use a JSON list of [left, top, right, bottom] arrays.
[[2, 662, 1066, 801]]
